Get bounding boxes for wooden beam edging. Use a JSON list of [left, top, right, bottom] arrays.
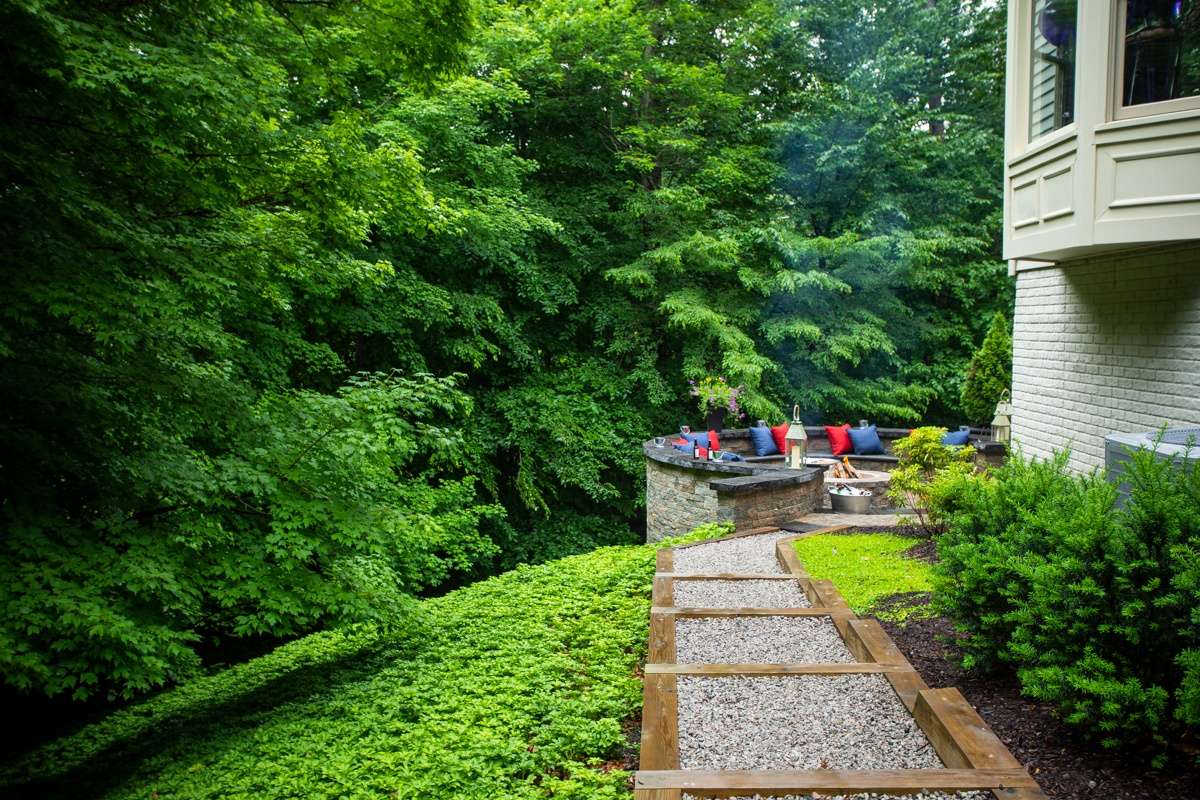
[[641, 550, 682, 799], [844, 617, 928, 711], [656, 548, 673, 572], [914, 687, 1047, 800], [652, 575, 673, 608], [648, 612, 676, 663], [651, 606, 842, 618], [645, 662, 913, 675], [639, 672, 679, 771], [634, 768, 1040, 793]]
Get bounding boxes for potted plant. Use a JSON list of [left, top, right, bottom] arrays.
[[689, 376, 742, 431]]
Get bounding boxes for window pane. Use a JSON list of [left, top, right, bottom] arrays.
[[1030, 0, 1077, 139], [1123, 1, 1200, 106]]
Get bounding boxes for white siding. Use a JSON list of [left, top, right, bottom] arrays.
[[1011, 243, 1200, 472]]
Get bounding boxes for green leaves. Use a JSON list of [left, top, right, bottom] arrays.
[[961, 312, 1012, 424], [933, 447, 1200, 760], [3, 542, 659, 798]]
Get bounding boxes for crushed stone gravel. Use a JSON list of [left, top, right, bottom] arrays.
[[677, 674, 945, 771], [671, 579, 811, 608], [684, 794, 988, 800], [667, 531, 992, 800], [675, 616, 852, 663], [672, 532, 794, 575]]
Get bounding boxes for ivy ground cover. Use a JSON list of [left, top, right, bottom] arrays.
[[792, 532, 933, 621], [1, 544, 661, 800]]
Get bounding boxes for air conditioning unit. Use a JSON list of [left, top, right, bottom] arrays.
[[1104, 427, 1200, 504]]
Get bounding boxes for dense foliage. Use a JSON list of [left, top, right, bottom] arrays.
[[0, 537, 683, 799], [960, 312, 1012, 423], [792, 532, 934, 621], [1, 0, 1013, 698], [886, 426, 974, 533], [932, 448, 1200, 761]]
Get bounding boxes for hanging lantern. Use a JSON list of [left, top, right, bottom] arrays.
[[785, 404, 808, 469], [991, 390, 1013, 445]]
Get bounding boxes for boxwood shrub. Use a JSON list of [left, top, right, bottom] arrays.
[[932, 446, 1200, 762], [0, 529, 728, 799]]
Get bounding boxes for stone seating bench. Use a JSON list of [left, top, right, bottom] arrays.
[[718, 426, 914, 470]]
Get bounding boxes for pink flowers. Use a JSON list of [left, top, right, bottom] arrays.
[[690, 375, 744, 416]]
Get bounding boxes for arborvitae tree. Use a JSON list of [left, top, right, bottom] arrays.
[[961, 312, 1012, 424]]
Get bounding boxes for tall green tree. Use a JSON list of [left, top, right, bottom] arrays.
[[0, 0, 487, 699], [0, 0, 1017, 699]]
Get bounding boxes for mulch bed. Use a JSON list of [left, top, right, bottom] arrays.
[[881, 602, 1200, 800]]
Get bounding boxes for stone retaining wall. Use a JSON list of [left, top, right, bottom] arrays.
[[644, 440, 823, 543]]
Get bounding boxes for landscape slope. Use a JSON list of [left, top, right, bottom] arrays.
[[1, 542, 667, 799]]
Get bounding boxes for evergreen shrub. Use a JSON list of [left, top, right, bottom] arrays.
[[960, 312, 1012, 424], [932, 447, 1200, 761]]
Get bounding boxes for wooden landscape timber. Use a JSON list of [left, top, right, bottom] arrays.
[[634, 524, 1046, 800], [635, 768, 1040, 794]]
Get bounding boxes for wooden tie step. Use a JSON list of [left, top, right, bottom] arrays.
[[637, 525, 1046, 800]]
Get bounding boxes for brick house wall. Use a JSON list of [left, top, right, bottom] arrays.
[[1011, 242, 1200, 472]]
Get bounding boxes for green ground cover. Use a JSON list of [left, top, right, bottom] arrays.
[[2, 530, 731, 800], [792, 532, 933, 621]]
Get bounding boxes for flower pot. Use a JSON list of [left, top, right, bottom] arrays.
[[705, 408, 726, 432]]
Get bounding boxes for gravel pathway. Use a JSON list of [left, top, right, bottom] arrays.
[[672, 532, 794, 575], [684, 793, 987, 800], [671, 579, 811, 608], [676, 674, 942, 771], [675, 616, 852, 663], [660, 530, 998, 800]]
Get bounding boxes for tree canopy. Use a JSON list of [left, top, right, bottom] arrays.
[[1, 0, 1012, 700]]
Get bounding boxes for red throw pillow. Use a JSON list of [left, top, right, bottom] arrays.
[[770, 423, 789, 455], [707, 429, 720, 451], [824, 424, 853, 455]]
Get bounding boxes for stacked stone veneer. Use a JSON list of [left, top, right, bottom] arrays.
[[1012, 242, 1200, 473], [644, 442, 823, 543]]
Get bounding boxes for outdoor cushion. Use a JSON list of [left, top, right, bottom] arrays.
[[748, 425, 780, 457], [941, 429, 971, 446], [707, 429, 720, 451], [848, 424, 887, 455], [770, 423, 789, 454], [683, 432, 710, 449], [824, 423, 853, 455]]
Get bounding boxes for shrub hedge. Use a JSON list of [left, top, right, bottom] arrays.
[[932, 446, 1200, 762], [0, 528, 729, 799]]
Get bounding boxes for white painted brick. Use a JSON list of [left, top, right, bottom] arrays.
[[1011, 243, 1200, 471]]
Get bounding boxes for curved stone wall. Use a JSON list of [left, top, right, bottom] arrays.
[[643, 438, 823, 543]]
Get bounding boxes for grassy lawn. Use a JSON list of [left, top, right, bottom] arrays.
[[792, 532, 933, 621]]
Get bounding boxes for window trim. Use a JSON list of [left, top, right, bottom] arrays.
[[1022, 0, 1080, 148], [1110, 0, 1200, 121]]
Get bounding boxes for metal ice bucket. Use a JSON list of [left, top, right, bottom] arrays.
[[829, 491, 872, 514]]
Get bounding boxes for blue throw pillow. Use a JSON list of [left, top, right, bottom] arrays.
[[748, 425, 780, 457], [941, 429, 971, 446], [684, 432, 710, 449], [719, 452, 744, 462], [848, 424, 886, 455]]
